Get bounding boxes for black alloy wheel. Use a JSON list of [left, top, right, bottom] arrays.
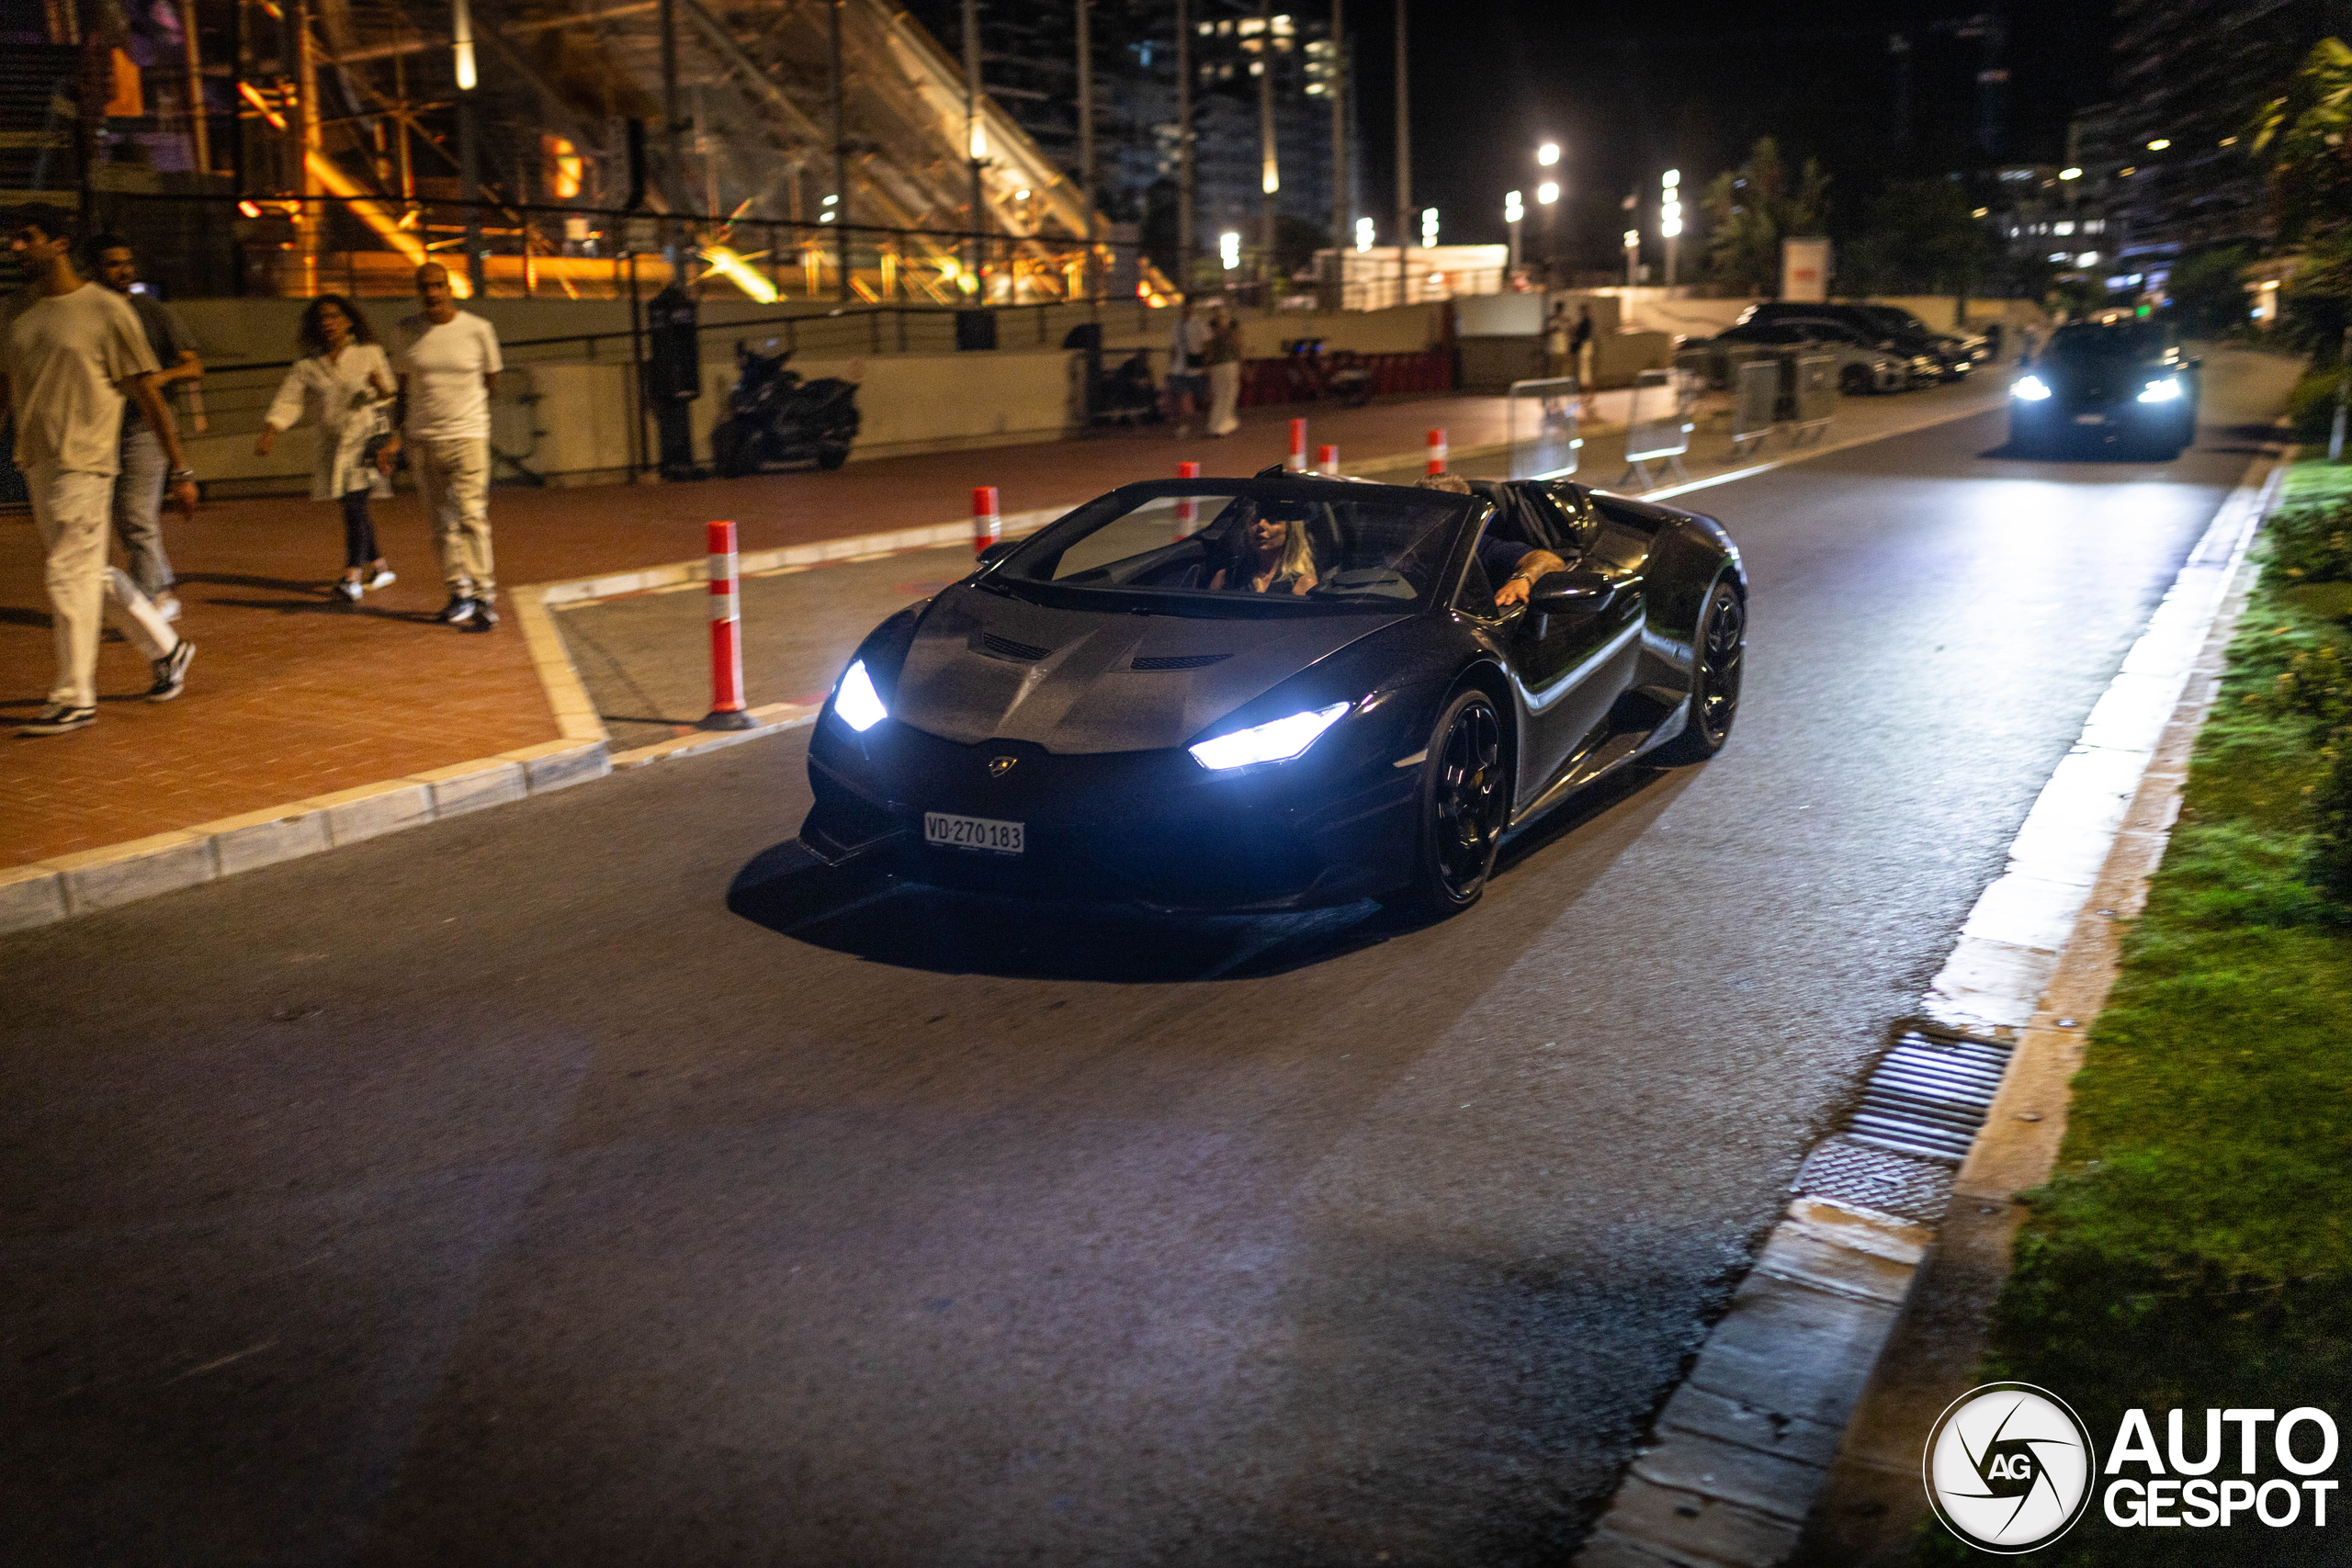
[[1396, 688, 1510, 916], [1662, 580, 1746, 762]]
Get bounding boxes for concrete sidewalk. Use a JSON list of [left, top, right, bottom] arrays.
[[0, 375, 2006, 924]]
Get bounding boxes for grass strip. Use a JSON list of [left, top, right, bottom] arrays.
[[1916, 459, 2352, 1565]]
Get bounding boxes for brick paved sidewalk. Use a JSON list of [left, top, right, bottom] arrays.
[[1, 392, 1522, 867]]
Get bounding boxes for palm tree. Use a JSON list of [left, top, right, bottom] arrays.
[[1702, 138, 1829, 295], [2245, 37, 2352, 244]]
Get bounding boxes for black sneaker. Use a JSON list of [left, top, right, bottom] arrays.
[[438, 594, 478, 625], [460, 598, 498, 633], [18, 703, 96, 736], [147, 639, 195, 702]]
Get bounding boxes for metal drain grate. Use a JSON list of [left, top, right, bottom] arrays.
[[1793, 1134, 1966, 1222], [1845, 1024, 2013, 1165], [1791, 1022, 2015, 1221]]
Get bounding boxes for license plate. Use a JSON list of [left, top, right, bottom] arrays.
[[924, 812, 1025, 855], [2074, 413, 2106, 425]]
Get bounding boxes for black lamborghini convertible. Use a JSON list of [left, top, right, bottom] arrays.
[[800, 473, 1746, 916]]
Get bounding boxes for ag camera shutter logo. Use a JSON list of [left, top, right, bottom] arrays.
[[1924, 1382, 2098, 1552]]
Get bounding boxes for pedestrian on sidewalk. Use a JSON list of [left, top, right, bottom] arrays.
[[1544, 300, 1572, 381], [89, 232, 203, 624], [1573, 305, 1596, 416], [255, 294, 397, 603], [1202, 302, 1243, 438], [1166, 297, 1208, 435], [2, 209, 197, 737], [379, 263, 503, 631]]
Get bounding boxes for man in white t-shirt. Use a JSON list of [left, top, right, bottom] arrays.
[[1, 209, 198, 736], [381, 264, 503, 630]]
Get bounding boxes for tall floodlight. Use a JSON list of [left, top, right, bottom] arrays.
[[1393, 0, 1410, 311], [963, 0, 985, 291], [1623, 226, 1639, 288], [1328, 0, 1347, 310], [1177, 0, 1194, 297], [1535, 141, 1560, 287], [1658, 168, 1681, 288], [1258, 0, 1278, 300], [1504, 189, 1523, 273], [1420, 207, 1438, 247]]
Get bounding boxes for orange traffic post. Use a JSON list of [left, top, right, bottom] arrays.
[[699, 519, 753, 730]]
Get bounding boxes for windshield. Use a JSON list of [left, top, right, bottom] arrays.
[[990, 483, 1469, 615], [2046, 321, 2170, 359]]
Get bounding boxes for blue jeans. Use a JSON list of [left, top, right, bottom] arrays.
[[111, 423, 174, 597]]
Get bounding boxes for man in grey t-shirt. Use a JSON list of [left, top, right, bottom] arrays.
[[91, 233, 204, 618]]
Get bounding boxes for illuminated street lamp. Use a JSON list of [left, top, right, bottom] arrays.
[[1420, 207, 1439, 248], [1623, 226, 1640, 288], [2059, 166, 2082, 180], [1354, 215, 1374, 253], [1504, 189, 1524, 273], [1537, 141, 1560, 168], [1534, 151, 1561, 288], [1658, 168, 1681, 288], [1219, 230, 1242, 271]]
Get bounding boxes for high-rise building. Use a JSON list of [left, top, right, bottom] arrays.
[[2106, 0, 2346, 276]]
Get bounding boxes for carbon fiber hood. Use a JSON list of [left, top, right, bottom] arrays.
[[892, 586, 1403, 754]]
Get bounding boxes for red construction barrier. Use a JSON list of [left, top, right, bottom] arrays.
[[701, 519, 752, 730], [1317, 443, 1339, 475], [1174, 460, 1202, 537], [1288, 417, 1307, 471], [1427, 429, 1448, 476], [971, 485, 1001, 558]]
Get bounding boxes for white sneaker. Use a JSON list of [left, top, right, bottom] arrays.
[[335, 580, 364, 603], [367, 567, 396, 590], [155, 592, 182, 623]]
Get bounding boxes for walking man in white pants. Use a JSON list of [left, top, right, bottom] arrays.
[[3, 209, 198, 737], [380, 263, 503, 631]]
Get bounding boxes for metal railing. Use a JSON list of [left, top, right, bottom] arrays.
[[1504, 377, 1581, 480], [1622, 369, 1694, 488]]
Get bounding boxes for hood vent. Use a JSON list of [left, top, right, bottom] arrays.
[[1131, 653, 1232, 671], [978, 632, 1054, 662]]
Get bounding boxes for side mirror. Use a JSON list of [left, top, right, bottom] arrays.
[[976, 540, 1018, 569], [1525, 569, 1620, 617]]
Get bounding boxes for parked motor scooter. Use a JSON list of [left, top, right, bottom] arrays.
[[710, 340, 861, 477], [1323, 348, 1374, 408]]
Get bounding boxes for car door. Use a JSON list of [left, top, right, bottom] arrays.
[[1459, 497, 1643, 805]]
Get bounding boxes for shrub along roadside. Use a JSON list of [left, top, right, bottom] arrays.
[[1916, 461, 2352, 1565]]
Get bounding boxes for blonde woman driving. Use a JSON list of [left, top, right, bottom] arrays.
[[1210, 506, 1319, 596]]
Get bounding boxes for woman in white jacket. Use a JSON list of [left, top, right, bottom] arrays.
[[255, 295, 398, 602]]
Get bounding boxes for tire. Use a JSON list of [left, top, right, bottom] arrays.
[[1392, 687, 1510, 918], [1660, 580, 1746, 763], [817, 442, 852, 472], [711, 420, 752, 479]]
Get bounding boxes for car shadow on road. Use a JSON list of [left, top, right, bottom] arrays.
[[725, 763, 1677, 983]]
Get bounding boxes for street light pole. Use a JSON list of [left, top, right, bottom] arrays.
[[1393, 0, 1408, 309], [1176, 0, 1194, 299], [1077, 0, 1095, 308], [1328, 0, 1346, 310], [1659, 167, 1680, 289], [963, 0, 985, 297], [1623, 226, 1639, 289], [1535, 141, 1558, 289], [830, 0, 849, 302], [1258, 0, 1278, 305], [1504, 189, 1522, 276]]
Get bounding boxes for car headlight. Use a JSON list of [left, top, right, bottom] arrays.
[[2137, 376, 2182, 403], [2012, 374, 2053, 401], [1189, 701, 1352, 771], [832, 659, 888, 732]]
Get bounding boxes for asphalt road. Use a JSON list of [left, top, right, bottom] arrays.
[[1, 351, 2296, 1567]]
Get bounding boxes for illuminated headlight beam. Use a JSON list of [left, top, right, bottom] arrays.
[[2010, 375, 2052, 401], [2136, 376, 2182, 403], [833, 660, 888, 732], [1189, 702, 1352, 770]]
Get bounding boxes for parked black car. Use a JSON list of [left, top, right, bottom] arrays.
[[710, 341, 861, 476], [2008, 319, 2200, 460], [1736, 301, 1978, 382], [799, 474, 1747, 918]]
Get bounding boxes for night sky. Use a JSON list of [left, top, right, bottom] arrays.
[[1367, 0, 2114, 265]]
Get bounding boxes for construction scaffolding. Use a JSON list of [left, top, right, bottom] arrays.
[[19, 0, 1175, 304]]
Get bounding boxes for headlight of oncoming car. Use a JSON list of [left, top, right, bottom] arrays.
[[2137, 376, 2183, 403], [832, 659, 888, 732], [2011, 374, 2053, 401], [1189, 701, 1353, 771]]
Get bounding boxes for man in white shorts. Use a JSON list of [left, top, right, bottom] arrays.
[[381, 263, 503, 630], [3, 208, 198, 737]]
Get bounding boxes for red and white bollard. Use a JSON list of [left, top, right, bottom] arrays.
[[1288, 417, 1308, 471], [701, 519, 753, 730], [1317, 443, 1339, 476], [1426, 428, 1449, 476], [1173, 460, 1203, 538], [971, 485, 1001, 558]]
